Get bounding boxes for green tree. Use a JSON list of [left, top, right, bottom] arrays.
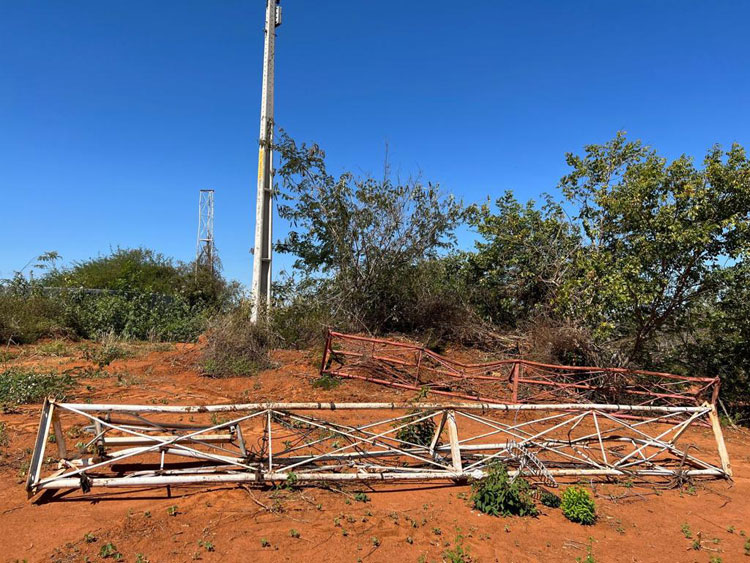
[[274, 131, 464, 332], [464, 192, 581, 327], [676, 262, 750, 416], [558, 133, 750, 361]]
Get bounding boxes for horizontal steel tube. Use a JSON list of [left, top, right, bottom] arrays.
[[101, 434, 234, 447], [57, 402, 709, 414], [38, 468, 725, 490]]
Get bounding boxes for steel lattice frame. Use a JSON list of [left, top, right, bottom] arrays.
[[320, 331, 720, 408], [196, 189, 215, 274], [26, 400, 730, 497]]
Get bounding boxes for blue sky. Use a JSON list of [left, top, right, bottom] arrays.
[[1, 1, 748, 285]]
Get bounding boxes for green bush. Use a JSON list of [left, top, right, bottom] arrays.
[[561, 486, 596, 525], [539, 489, 561, 508], [1, 279, 208, 345], [0, 277, 68, 344], [471, 463, 538, 517], [0, 368, 75, 405], [200, 302, 277, 377], [43, 247, 237, 309], [35, 340, 73, 357], [64, 290, 207, 341], [311, 373, 341, 390], [271, 277, 330, 349], [0, 248, 235, 346]]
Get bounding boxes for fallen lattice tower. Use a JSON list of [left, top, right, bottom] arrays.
[[27, 398, 730, 498], [320, 331, 721, 408]]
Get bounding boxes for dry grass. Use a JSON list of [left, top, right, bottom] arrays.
[[200, 301, 278, 378]]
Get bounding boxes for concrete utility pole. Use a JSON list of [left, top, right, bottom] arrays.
[[251, 0, 282, 322]]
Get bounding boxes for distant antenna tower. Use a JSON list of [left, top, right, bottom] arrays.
[[196, 189, 215, 275]]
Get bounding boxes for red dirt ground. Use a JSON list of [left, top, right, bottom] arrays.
[[1, 340, 748, 562]]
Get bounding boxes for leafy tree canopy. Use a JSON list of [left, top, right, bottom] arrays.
[[558, 133, 750, 359]]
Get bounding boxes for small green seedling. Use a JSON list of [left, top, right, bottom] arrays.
[[198, 540, 214, 552], [99, 543, 121, 560]]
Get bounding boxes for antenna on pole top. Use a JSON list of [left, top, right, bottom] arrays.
[[196, 189, 215, 276], [251, 0, 281, 322]]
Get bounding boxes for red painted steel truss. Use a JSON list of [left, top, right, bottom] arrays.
[[320, 331, 720, 408]]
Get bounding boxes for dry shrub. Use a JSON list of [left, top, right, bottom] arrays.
[[524, 319, 612, 367], [271, 298, 330, 350], [200, 302, 278, 377]]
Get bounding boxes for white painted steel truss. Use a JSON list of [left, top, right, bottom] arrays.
[[27, 401, 731, 497]]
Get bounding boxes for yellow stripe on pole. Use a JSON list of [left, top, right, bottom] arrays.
[[257, 147, 265, 183]]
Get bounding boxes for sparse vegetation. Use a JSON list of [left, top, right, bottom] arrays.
[[561, 486, 596, 525], [82, 333, 130, 368], [200, 302, 277, 377], [395, 411, 436, 446], [0, 368, 75, 405], [99, 542, 121, 559], [281, 471, 299, 490], [35, 340, 73, 357], [471, 463, 538, 517], [443, 535, 472, 562], [311, 373, 341, 390], [354, 492, 370, 503], [575, 538, 596, 563]]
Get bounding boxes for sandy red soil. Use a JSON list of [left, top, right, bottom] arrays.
[[0, 341, 748, 562]]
